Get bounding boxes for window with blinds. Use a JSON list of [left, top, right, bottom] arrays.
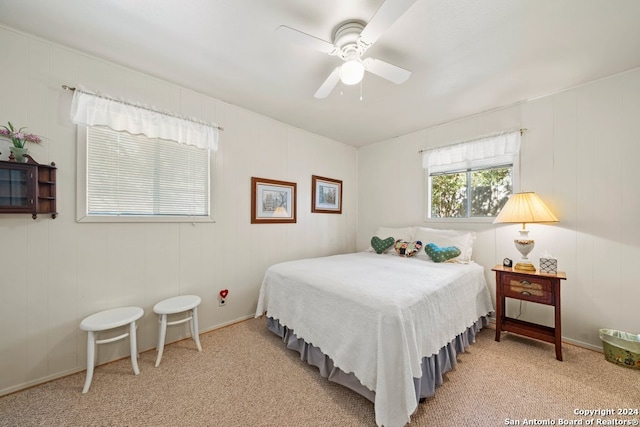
[[82, 126, 210, 219]]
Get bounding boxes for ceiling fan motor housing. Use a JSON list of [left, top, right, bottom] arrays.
[[333, 21, 366, 61]]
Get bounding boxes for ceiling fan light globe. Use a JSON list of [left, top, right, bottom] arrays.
[[340, 60, 365, 85]]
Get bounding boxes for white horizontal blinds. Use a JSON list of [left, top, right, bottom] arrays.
[[156, 137, 209, 215], [422, 131, 521, 174], [87, 126, 209, 216]]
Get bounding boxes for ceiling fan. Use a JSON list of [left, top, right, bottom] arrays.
[[276, 0, 417, 98]]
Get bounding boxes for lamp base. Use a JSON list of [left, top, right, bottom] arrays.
[[514, 262, 536, 272]]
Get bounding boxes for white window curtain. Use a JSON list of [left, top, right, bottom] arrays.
[[70, 86, 219, 151], [422, 130, 521, 174]]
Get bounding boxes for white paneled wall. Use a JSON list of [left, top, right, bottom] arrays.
[[358, 68, 640, 351], [0, 26, 357, 395]]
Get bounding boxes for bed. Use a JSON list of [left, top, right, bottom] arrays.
[[255, 228, 494, 427]]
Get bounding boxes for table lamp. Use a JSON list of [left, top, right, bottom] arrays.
[[493, 192, 559, 271]]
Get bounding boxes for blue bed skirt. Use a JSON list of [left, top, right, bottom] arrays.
[[267, 315, 488, 404]]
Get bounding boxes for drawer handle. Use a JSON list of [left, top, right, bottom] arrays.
[[520, 280, 531, 286], [521, 291, 532, 296]]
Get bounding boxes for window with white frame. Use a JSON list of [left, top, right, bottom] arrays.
[[422, 131, 521, 220], [70, 87, 219, 222]]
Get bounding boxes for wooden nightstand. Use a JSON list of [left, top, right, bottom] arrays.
[[492, 265, 567, 361]]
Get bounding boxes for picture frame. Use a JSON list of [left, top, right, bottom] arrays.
[[311, 175, 342, 214], [251, 177, 297, 224]]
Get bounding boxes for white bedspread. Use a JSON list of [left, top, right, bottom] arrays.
[[255, 251, 493, 427]]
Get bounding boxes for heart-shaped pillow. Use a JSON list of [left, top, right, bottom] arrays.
[[394, 240, 423, 257], [424, 243, 461, 263], [371, 236, 395, 254]]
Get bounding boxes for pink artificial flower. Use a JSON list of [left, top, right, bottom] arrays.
[[0, 121, 43, 148]]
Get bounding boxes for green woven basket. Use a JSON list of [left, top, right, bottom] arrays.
[[599, 329, 640, 370]]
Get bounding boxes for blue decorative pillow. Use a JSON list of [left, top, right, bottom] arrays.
[[371, 236, 395, 254], [394, 240, 423, 257], [425, 243, 461, 263]]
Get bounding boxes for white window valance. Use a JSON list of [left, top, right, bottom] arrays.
[[422, 130, 521, 174], [70, 86, 219, 151]]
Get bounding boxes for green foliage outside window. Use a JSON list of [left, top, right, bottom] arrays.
[[431, 167, 511, 218], [431, 173, 467, 218]]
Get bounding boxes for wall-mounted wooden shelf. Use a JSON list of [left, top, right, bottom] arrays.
[[0, 155, 57, 219]]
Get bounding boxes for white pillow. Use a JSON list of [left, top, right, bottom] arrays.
[[367, 226, 415, 254], [413, 227, 476, 263]]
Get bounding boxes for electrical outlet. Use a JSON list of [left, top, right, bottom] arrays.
[[218, 289, 229, 307]]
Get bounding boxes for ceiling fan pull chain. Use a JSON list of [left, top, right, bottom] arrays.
[[360, 79, 363, 101]]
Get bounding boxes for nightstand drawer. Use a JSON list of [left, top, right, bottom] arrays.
[[501, 273, 553, 304]]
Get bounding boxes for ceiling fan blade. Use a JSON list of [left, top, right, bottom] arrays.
[[363, 57, 411, 84], [359, 0, 418, 47], [276, 25, 338, 55], [314, 67, 341, 98]]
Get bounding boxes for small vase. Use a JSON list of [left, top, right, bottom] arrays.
[[10, 146, 29, 163]]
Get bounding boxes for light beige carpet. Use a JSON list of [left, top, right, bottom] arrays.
[[1, 317, 639, 427]]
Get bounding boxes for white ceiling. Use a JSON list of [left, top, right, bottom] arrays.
[[1, 0, 640, 147]]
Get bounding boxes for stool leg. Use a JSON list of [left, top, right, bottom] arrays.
[[82, 331, 96, 394], [156, 314, 163, 352], [155, 314, 167, 367], [191, 307, 202, 352], [129, 320, 140, 375]]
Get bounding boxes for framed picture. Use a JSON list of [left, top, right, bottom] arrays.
[[251, 177, 297, 224], [311, 175, 342, 214]]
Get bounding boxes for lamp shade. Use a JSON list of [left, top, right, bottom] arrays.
[[340, 60, 365, 85], [493, 192, 558, 225]]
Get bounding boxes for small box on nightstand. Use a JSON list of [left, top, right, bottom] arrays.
[[540, 257, 557, 274]]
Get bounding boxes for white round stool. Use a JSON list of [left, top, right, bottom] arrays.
[[153, 295, 202, 367], [79, 306, 144, 394]]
